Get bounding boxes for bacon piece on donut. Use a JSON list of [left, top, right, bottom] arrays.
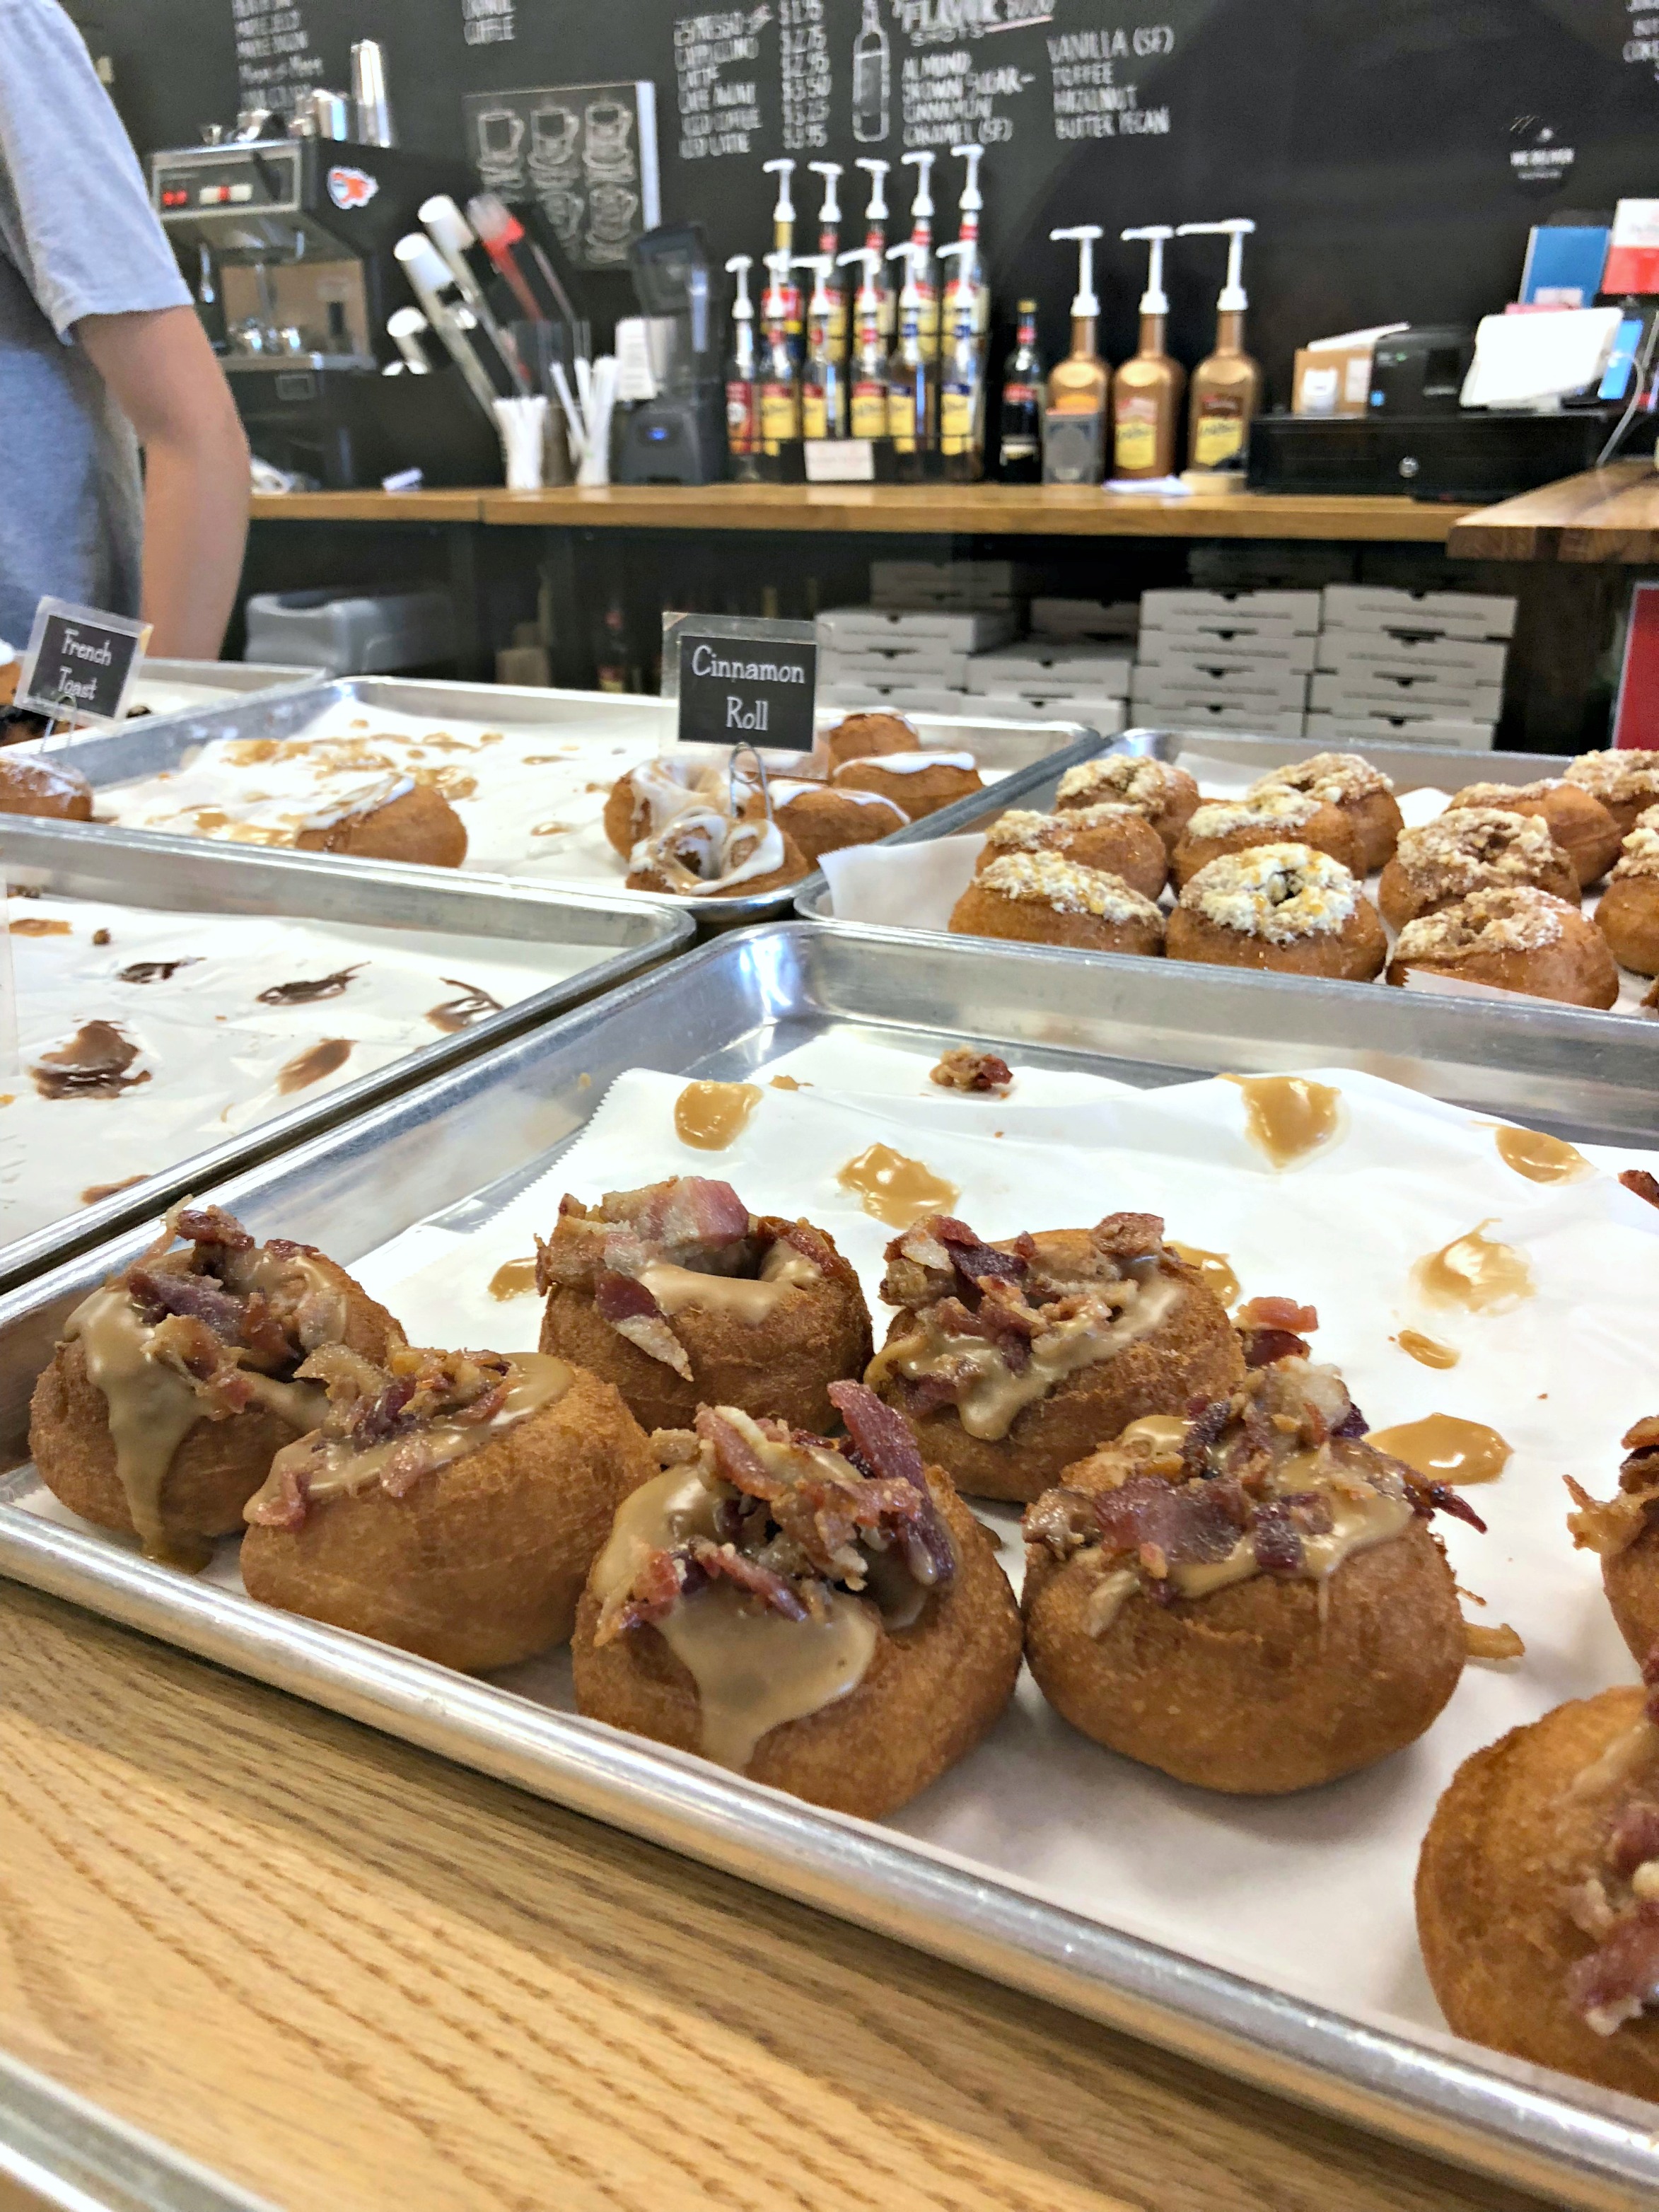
[[595, 1267, 693, 1377], [694, 1406, 786, 1500], [1566, 1901, 1659, 2035], [828, 1380, 955, 1586], [175, 1205, 256, 1252], [1235, 1296, 1318, 1332], [929, 1047, 1014, 1095], [688, 1537, 810, 1619], [1090, 1211, 1167, 1263], [1620, 1168, 1659, 1213], [126, 1266, 245, 1341]]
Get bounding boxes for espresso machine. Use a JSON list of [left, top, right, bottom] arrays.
[[150, 134, 498, 486]]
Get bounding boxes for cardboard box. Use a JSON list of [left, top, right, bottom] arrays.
[[817, 606, 1015, 651], [1291, 344, 1375, 417], [1320, 585, 1517, 640], [1141, 587, 1321, 631], [1135, 630, 1317, 675], [1303, 709, 1495, 752], [1308, 669, 1503, 719], [1315, 633, 1508, 687]]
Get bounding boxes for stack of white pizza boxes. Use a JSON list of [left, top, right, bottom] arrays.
[[1308, 586, 1514, 752], [961, 632, 1133, 735], [816, 604, 1018, 716], [1130, 588, 1320, 741], [868, 558, 1031, 610]]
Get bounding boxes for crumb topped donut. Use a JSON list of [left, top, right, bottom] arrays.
[[0, 755, 93, 820], [949, 851, 1165, 955], [537, 1175, 872, 1434], [818, 711, 921, 770], [603, 757, 747, 856], [977, 803, 1167, 900], [571, 1382, 1021, 1817], [293, 774, 467, 868], [1054, 756, 1199, 853], [1448, 779, 1622, 890], [625, 807, 808, 897], [1168, 844, 1385, 980], [1385, 883, 1617, 1008], [1564, 749, 1659, 837], [834, 750, 982, 820], [1172, 788, 1363, 889], [1252, 752, 1403, 871], [747, 778, 905, 865], [1378, 808, 1578, 931], [866, 1209, 1244, 1503], [1416, 1668, 1659, 2100], [1023, 1356, 1469, 1792], [1594, 822, 1659, 977]]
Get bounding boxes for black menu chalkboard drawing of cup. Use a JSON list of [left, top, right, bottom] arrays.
[[463, 82, 660, 271]]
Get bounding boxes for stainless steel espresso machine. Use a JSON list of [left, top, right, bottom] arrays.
[[150, 134, 498, 487]]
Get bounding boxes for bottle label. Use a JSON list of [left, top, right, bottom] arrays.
[[726, 382, 757, 455], [1003, 380, 1037, 409], [940, 385, 976, 455], [1193, 397, 1246, 467], [760, 385, 799, 446], [802, 390, 829, 441], [1114, 395, 1160, 475], [1042, 409, 1105, 484], [888, 388, 916, 450], [851, 384, 888, 438]]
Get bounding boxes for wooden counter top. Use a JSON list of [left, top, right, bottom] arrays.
[[1448, 460, 1659, 562], [0, 1581, 1552, 2212], [250, 483, 1472, 542]]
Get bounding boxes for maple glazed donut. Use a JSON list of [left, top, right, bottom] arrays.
[[603, 756, 746, 856], [1448, 778, 1622, 890], [0, 755, 93, 820], [1023, 1357, 1471, 1793], [833, 750, 983, 820], [1594, 819, 1659, 977], [1385, 885, 1617, 1009], [570, 1382, 1021, 1817], [1378, 808, 1578, 931], [1564, 748, 1659, 839], [537, 1175, 872, 1435], [1251, 752, 1404, 872], [1567, 1417, 1659, 1666], [240, 1341, 656, 1672], [1167, 844, 1386, 981], [817, 711, 921, 770], [1416, 1670, 1659, 2100], [293, 774, 467, 868], [624, 808, 808, 897], [745, 777, 905, 865], [866, 1210, 1244, 1504], [976, 803, 1168, 900], [1054, 755, 1199, 854], [29, 1203, 402, 1569], [1170, 787, 1363, 890], [948, 852, 1165, 955]]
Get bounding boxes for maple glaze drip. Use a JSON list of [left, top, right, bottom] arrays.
[[31, 1021, 150, 1100], [1221, 1073, 1342, 1168], [1494, 1125, 1593, 1186], [1412, 1220, 1535, 1315], [9, 917, 70, 936], [275, 1038, 354, 1095], [769, 1073, 803, 1091], [1397, 1329, 1461, 1370], [673, 1080, 763, 1151], [488, 1256, 540, 1300], [426, 979, 503, 1033], [1170, 1243, 1240, 1307], [837, 1143, 961, 1227], [257, 965, 363, 1006], [1368, 1413, 1513, 1486]]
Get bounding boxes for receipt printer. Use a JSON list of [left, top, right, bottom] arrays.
[[1369, 327, 1476, 415]]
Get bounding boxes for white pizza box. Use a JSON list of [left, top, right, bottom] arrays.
[[1315, 632, 1509, 685], [1134, 608, 1316, 649], [1132, 664, 1311, 710], [819, 640, 972, 682], [1303, 709, 1496, 752], [970, 688, 1127, 733], [1134, 629, 1318, 675], [817, 677, 977, 716], [817, 606, 1016, 652], [1029, 596, 1141, 639], [1320, 584, 1518, 640], [1139, 701, 1309, 741], [869, 557, 1032, 607], [965, 641, 1134, 694], [1308, 668, 1504, 718], [1140, 586, 1321, 632]]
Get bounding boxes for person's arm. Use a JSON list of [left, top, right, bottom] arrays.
[[76, 305, 250, 658]]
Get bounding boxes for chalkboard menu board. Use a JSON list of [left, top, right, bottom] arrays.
[[70, 0, 1659, 402]]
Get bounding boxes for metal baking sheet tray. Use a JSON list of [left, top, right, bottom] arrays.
[[0, 921, 1655, 2212], [53, 675, 1100, 933], [0, 816, 689, 1292], [126, 657, 320, 719]]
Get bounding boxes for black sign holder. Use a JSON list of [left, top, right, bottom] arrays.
[[14, 597, 150, 735], [661, 612, 818, 754]]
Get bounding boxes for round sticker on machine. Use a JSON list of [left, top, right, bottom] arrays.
[[327, 165, 380, 211]]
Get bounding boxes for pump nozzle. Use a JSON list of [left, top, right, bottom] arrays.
[[887, 238, 922, 304], [1122, 224, 1174, 317], [838, 244, 881, 302], [762, 157, 796, 223], [950, 143, 984, 214], [855, 156, 890, 221], [725, 252, 755, 322], [793, 252, 834, 318], [901, 151, 935, 219], [808, 161, 842, 224], [762, 246, 792, 317], [1176, 217, 1255, 313], [1050, 223, 1103, 319]]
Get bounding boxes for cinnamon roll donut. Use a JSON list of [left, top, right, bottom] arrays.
[[603, 756, 747, 857], [746, 778, 905, 865], [817, 711, 922, 770], [625, 807, 808, 897], [293, 774, 467, 868], [833, 750, 983, 820]]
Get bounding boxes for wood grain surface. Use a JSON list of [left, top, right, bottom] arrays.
[[1448, 461, 1659, 564], [0, 1581, 1556, 2212], [248, 484, 1472, 542]]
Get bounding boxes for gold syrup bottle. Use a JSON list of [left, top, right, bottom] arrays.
[[854, 156, 896, 346], [1113, 225, 1184, 479], [795, 255, 846, 441], [841, 245, 894, 475], [936, 240, 984, 481], [807, 161, 847, 354], [1042, 225, 1110, 485], [1177, 217, 1262, 473], [900, 151, 941, 363], [885, 239, 934, 483], [756, 250, 803, 482]]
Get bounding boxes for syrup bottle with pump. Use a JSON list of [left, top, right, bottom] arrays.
[[1113, 226, 1184, 479], [807, 162, 846, 354], [795, 255, 846, 441], [1043, 226, 1110, 485], [839, 244, 893, 470], [757, 248, 803, 482], [762, 158, 803, 363], [722, 252, 760, 482], [886, 239, 935, 482], [854, 156, 896, 345], [937, 240, 985, 480], [948, 142, 990, 344], [1176, 217, 1260, 475], [900, 151, 941, 363]]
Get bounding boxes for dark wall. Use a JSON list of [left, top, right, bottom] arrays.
[[66, 0, 1659, 396]]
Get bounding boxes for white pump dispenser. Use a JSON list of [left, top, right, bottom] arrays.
[[901, 149, 935, 220], [808, 161, 842, 226], [762, 158, 796, 227], [855, 156, 889, 221], [1122, 223, 1174, 316], [1050, 223, 1102, 319], [854, 157, 895, 342], [952, 142, 984, 217], [1175, 219, 1261, 472], [1177, 216, 1255, 311], [1114, 225, 1183, 479], [1043, 227, 1109, 486], [724, 252, 755, 327]]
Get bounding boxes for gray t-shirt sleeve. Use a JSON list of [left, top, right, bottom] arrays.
[[0, 0, 190, 338]]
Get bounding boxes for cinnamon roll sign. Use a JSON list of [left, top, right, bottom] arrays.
[[674, 618, 817, 753]]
